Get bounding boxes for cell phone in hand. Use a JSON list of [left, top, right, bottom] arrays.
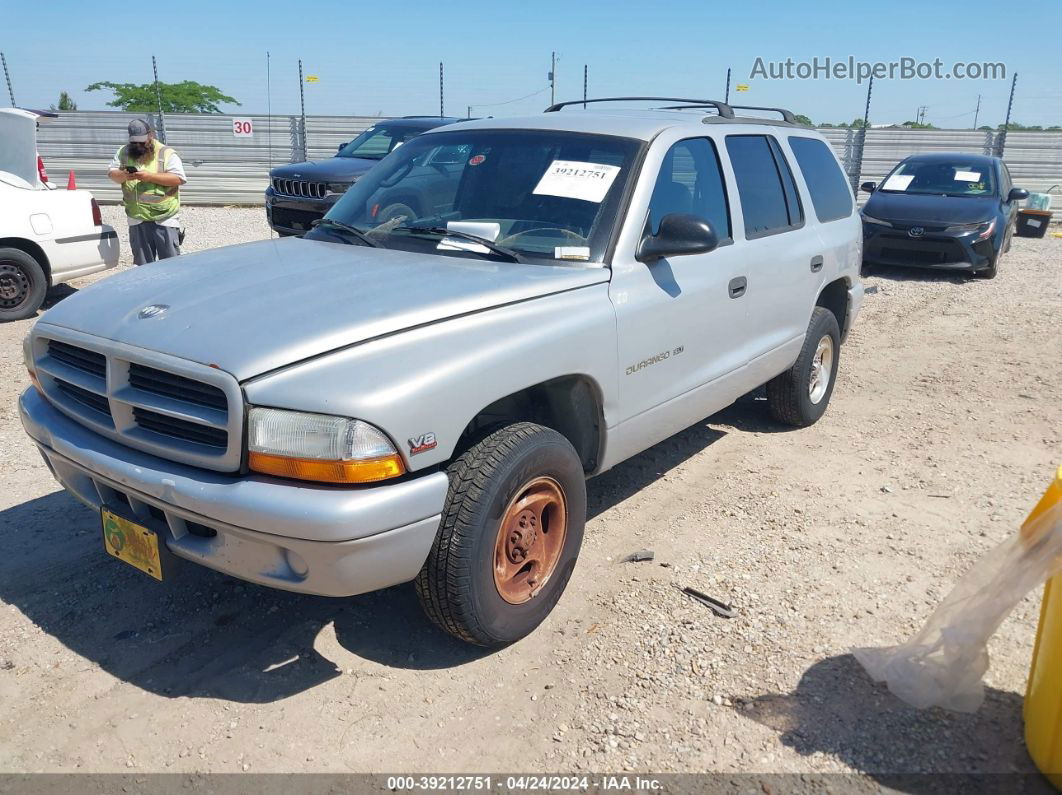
[[124, 166, 138, 174]]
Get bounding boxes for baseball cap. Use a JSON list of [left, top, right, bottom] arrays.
[[127, 119, 153, 142]]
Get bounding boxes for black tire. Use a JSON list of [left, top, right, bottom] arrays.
[[415, 422, 586, 646], [0, 247, 47, 323], [976, 245, 1001, 279], [766, 307, 841, 428], [377, 202, 417, 225]]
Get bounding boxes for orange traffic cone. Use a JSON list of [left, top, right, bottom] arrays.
[[66, 170, 77, 190]]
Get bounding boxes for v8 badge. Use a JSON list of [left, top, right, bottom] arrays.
[[409, 432, 438, 455]]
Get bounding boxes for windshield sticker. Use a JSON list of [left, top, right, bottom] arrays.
[[555, 246, 591, 261], [954, 170, 981, 182], [533, 160, 621, 203], [882, 174, 915, 191], [469, 154, 486, 166]]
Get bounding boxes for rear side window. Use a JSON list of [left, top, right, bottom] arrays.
[[787, 136, 853, 222], [648, 138, 731, 240], [725, 135, 803, 238]]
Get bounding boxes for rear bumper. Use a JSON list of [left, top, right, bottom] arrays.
[[19, 387, 447, 597]]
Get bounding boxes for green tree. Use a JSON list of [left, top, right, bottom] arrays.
[[977, 125, 994, 131], [50, 91, 77, 111], [85, 80, 239, 113], [849, 118, 868, 128], [902, 120, 937, 129], [998, 121, 1042, 131], [793, 113, 813, 126]]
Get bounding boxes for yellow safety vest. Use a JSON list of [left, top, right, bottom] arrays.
[[120, 141, 180, 223]]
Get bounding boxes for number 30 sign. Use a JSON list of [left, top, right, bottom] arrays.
[[232, 118, 254, 137]]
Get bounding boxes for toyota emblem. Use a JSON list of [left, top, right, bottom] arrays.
[[908, 227, 925, 238]]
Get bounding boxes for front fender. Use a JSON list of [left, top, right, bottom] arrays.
[[243, 283, 618, 471]]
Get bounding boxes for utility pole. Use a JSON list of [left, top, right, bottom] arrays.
[[973, 94, 981, 130], [266, 51, 273, 170], [549, 51, 556, 106], [151, 55, 167, 143], [439, 62, 444, 117], [0, 52, 15, 106], [996, 72, 1017, 158], [467, 105, 471, 119], [298, 59, 307, 162], [725, 67, 731, 104], [850, 75, 874, 192], [583, 64, 587, 108], [915, 105, 927, 126]]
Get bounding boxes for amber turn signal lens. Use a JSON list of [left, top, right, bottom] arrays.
[[27, 368, 43, 394], [248, 451, 405, 484]]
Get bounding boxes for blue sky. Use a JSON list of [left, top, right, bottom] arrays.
[[3, 0, 1060, 127]]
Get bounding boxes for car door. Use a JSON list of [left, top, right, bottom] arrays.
[[722, 133, 821, 375], [609, 135, 751, 428]]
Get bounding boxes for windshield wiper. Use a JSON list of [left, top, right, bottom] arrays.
[[399, 226, 524, 263], [310, 218, 380, 247]]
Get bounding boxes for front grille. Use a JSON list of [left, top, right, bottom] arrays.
[[272, 177, 327, 199], [129, 363, 227, 411], [270, 206, 325, 232], [133, 407, 228, 449], [55, 378, 111, 416], [33, 332, 242, 471], [48, 340, 106, 378]]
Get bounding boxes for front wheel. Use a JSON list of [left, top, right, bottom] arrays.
[[766, 307, 841, 427], [0, 247, 47, 323], [415, 422, 586, 646]]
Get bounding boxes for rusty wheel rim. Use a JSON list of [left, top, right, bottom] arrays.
[[493, 476, 568, 605]]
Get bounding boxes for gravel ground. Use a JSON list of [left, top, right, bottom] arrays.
[[0, 208, 1059, 781]]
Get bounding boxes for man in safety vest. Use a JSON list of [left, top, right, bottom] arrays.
[[107, 119, 187, 265]]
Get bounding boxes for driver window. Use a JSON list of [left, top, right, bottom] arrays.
[[648, 138, 731, 240]]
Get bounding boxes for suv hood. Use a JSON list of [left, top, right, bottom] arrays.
[[864, 192, 998, 224], [269, 158, 377, 182], [38, 237, 608, 381]]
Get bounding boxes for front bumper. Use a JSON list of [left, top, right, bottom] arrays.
[[265, 190, 342, 235], [19, 387, 448, 597], [862, 223, 996, 271]]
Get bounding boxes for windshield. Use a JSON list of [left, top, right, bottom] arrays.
[[879, 158, 997, 197], [312, 128, 642, 263], [336, 124, 428, 160]]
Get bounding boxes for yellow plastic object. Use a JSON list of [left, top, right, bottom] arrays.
[[1025, 465, 1062, 788]]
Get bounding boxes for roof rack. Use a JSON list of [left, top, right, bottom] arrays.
[[726, 106, 799, 125], [545, 97, 734, 119]]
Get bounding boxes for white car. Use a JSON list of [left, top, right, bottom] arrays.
[[0, 108, 119, 321]]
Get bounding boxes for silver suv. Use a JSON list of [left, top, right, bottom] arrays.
[[20, 97, 863, 646]]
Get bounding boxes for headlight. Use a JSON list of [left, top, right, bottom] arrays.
[[326, 181, 353, 195], [945, 219, 995, 238], [861, 212, 892, 227], [247, 407, 405, 484]]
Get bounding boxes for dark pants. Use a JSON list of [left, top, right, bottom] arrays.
[[129, 222, 181, 265]]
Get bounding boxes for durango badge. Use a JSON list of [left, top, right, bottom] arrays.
[[408, 432, 438, 455]]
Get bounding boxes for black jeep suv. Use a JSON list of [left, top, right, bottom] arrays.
[[266, 116, 464, 236]]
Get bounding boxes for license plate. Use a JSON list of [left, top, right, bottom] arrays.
[[101, 508, 163, 581]]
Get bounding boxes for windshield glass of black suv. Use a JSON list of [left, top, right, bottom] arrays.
[[879, 158, 997, 197], [315, 129, 641, 262], [336, 124, 426, 160]]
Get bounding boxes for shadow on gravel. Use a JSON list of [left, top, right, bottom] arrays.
[[42, 283, 79, 309], [2, 401, 762, 700], [738, 654, 1047, 791], [863, 264, 975, 284], [0, 492, 488, 703]]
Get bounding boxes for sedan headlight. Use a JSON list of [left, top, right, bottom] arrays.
[[861, 212, 892, 227], [247, 407, 405, 484], [945, 219, 995, 238]]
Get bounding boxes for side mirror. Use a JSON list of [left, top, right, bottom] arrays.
[[336, 142, 348, 153], [637, 213, 719, 263], [860, 181, 877, 193], [1008, 187, 1029, 203]]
